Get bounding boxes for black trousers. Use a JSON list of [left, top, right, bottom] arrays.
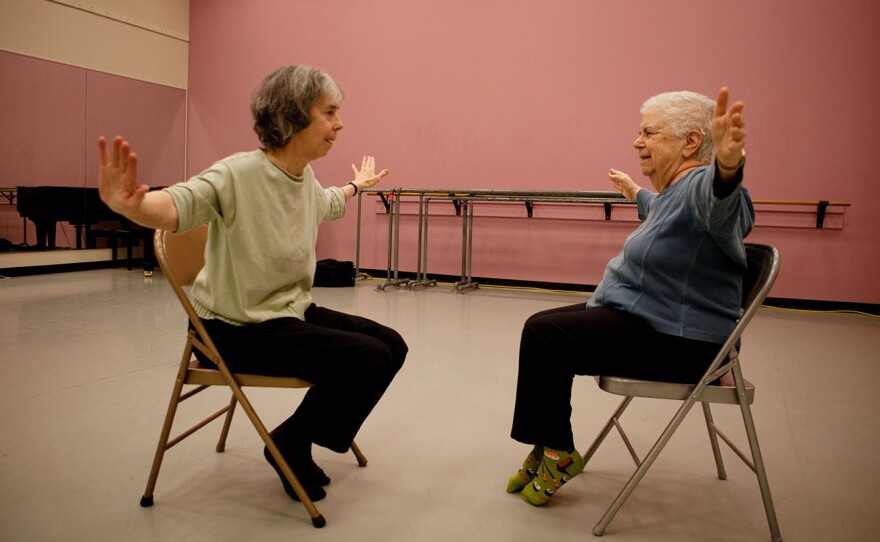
[[510, 303, 721, 451], [200, 304, 407, 454]]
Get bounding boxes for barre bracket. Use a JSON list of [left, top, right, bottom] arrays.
[[816, 200, 828, 229], [377, 192, 391, 214]]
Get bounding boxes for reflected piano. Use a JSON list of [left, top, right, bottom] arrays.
[[16, 186, 118, 249]]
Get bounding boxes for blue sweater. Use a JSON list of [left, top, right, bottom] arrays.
[[587, 165, 755, 343]]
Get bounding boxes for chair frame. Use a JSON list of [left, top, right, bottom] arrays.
[[582, 243, 783, 541], [140, 227, 367, 528]]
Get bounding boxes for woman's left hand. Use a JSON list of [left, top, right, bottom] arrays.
[[712, 87, 746, 168], [350, 155, 390, 192]]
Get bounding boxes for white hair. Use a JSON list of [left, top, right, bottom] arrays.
[[641, 91, 716, 162]]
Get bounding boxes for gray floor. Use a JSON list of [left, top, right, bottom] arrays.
[[1, 268, 879, 542]]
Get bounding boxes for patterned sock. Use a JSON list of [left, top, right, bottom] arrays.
[[507, 445, 543, 493], [520, 447, 584, 506]]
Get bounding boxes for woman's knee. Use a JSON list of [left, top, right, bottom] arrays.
[[521, 312, 560, 346], [389, 333, 408, 373], [370, 325, 408, 374], [354, 336, 402, 381]]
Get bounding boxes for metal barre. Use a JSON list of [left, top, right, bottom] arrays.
[[357, 188, 635, 293], [353, 189, 853, 292]]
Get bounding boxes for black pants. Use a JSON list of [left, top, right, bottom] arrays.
[[200, 304, 407, 454], [510, 304, 721, 451]]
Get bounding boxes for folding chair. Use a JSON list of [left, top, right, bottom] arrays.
[[582, 243, 783, 541], [140, 226, 368, 528]]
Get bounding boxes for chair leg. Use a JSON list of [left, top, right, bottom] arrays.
[[593, 396, 701, 536], [351, 440, 368, 467], [215, 394, 238, 453], [217, 389, 363, 512], [221, 378, 327, 528], [262, 437, 326, 527], [140, 359, 191, 507], [583, 396, 634, 466], [701, 402, 728, 480], [732, 368, 784, 542]]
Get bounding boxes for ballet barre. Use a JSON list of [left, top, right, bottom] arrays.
[[357, 189, 632, 292], [353, 188, 852, 293]]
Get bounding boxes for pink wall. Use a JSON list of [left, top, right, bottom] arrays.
[[188, 0, 880, 304]]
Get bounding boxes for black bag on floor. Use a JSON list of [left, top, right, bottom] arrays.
[[314, 258, 355, 287]]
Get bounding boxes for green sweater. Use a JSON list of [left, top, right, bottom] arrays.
[[164, 150, 346, 324]]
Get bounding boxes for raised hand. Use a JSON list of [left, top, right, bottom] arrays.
[[350, 155, 390, 191], [711, 87, 746, 169], [608, 168, 642, 200], [98, 136, 149, 215]]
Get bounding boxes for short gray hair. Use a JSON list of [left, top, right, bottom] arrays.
[[641, 91, 716, 163], [250, 65, 344, 151]]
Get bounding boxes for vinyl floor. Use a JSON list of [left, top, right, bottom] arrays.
[[2, 269, 879, 541]]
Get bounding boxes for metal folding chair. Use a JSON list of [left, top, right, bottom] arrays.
[[582, 243, 783, 541], [140, 226, 367, 528]]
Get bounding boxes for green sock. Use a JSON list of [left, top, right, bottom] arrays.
[[506, 446, 543, 493], [520, 447, 584, 506]]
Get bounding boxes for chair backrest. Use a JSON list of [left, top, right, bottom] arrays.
[[154, 226, 208, 288], [154, 226, 215, 356], [740, 243, 781, 326], [697, 242, 780, 385]]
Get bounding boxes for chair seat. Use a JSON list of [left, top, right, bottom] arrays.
[[597, 373, 754, 405], [185, 360, 314, 389]]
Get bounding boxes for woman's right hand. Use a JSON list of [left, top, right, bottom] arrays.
[[608, 168, 642, 200], [97, 136, 178, 230], [98, 136, 150, 215]]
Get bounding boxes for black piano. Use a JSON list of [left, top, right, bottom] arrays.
[[16, 185, 154, 271], [16, 186, 119, 249]]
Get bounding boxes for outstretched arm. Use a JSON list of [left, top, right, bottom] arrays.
[[98, 136, 178, 230], [711, 87, 747, 182], [341, 155, 390, 201]]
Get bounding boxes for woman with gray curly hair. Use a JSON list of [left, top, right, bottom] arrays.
[[97, 64, 407, 504], [250, 64, 345, 151], [507, 87, 753, 506]]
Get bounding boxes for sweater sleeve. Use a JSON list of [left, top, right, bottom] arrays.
[[711, 160, 745, 199], [163, 162, 231, 233], [320, 185, 347, 222], [636, 189, 656, 221]]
